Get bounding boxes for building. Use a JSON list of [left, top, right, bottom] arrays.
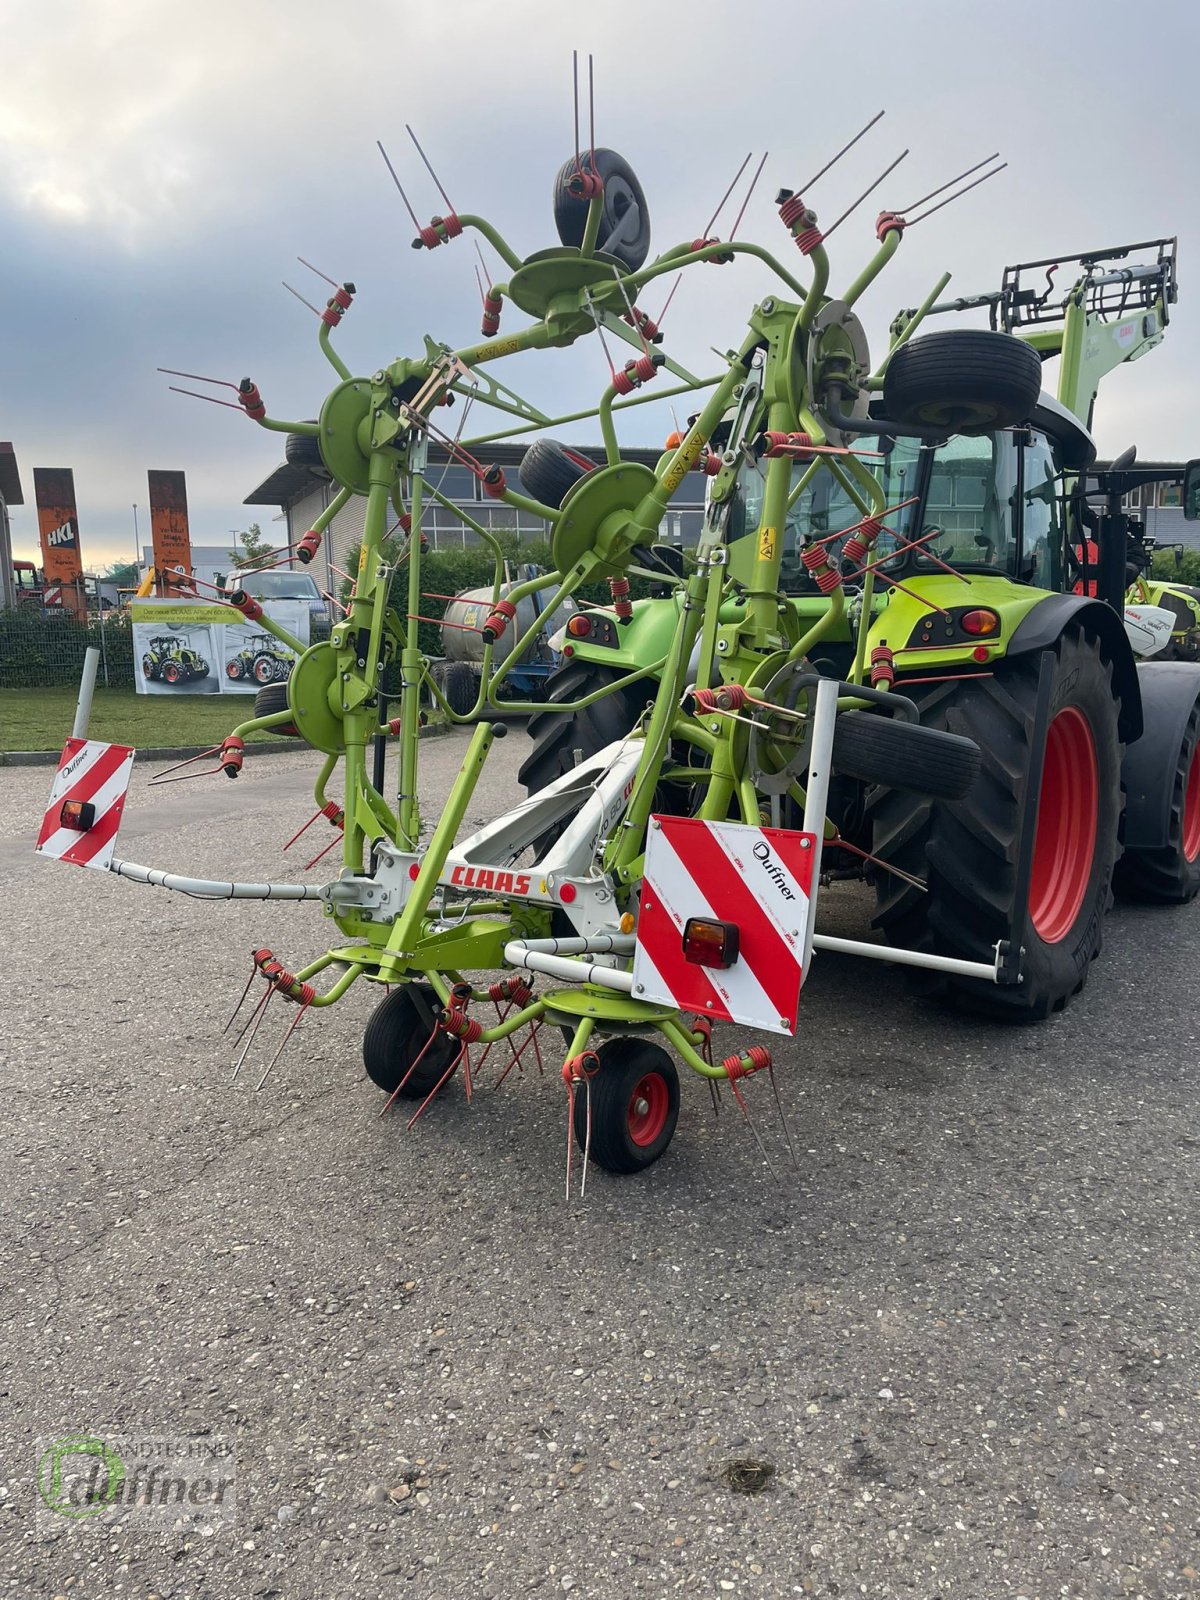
[[0, 443, 24, 609], [245, 441, 709, 600]]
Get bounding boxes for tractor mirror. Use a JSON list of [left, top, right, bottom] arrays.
[[1182, 460, 1200, 521]]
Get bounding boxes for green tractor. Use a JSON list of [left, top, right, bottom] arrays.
[[522, 238, 1200, 1016], [141, 633, 210, 686], [225, 631, 295, 685]]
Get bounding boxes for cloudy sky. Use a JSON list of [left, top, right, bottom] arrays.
[[5, 0, 1199, 569]]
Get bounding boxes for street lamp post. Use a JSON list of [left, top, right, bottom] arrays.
[[132, 504, 139, 574]]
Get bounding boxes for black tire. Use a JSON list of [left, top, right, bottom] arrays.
[[830, 711, 980, 801], [867, 626, 1123, 1020], [883, 330, 1044, 436], [362, 984, 458, 1100], [442, 661, 479, 717], [252, 655, 276, 686], [553, 148, 651, 271], [1114, 701, 1200, 903], [519, 660, 648, 794], [253, 681, 300, 737], [573, 1037, 679, 1173], [226, 659, 244, 680], [518, 439, 588, 509], [162, 662, 181, 685], [142, 655, 157, 680], [285, 427, 328, 479]]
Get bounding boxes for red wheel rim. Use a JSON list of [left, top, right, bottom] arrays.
[[627, 1073, 668, 1146], [1183, 744, 1200, 863], [1029, 706, 1099, 945]]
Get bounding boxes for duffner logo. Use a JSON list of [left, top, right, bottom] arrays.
[[449, 863, 532, 895], [47, 520, 76, 549]]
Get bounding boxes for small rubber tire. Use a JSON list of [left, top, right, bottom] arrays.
[[1114, 701, 1200, 903], [285, 427, 328, 479], [253, 681, 300, 737], [552, 148, 651, 271], [573, 1037, 679, 1174], [362, 984, 458, 1099], [252, 655, 276, 686], [518, 439, 589, 510], [883, 329, 1044, 436], [442, 660, 479, 718], [832, 711, 981, 801]]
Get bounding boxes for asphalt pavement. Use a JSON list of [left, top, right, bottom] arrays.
[[2, 728, 1199, 1599]]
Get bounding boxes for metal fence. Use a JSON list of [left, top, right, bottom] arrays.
[[0, 606, 133, 690]]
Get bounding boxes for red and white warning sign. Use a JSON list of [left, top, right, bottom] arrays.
[[35, 738, 135, 872], [632, 816, 816, 1035]]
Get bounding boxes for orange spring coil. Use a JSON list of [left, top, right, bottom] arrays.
[[608, 575, 633, 622], [237, 379, 266, 420], [295, 529, 322, 564], [443, 1010, 483, 1044], [417, 213, 463, 249], [721, 1045, 772, 1080], [870, 646, 896, 687], [778, 194, 810, 228], [482, 597, 518, 641], [876, 211, 907, 241], [794, 227, 824, 256]]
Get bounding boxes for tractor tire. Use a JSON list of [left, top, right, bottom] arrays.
[[285, 427, 328, 479], [883, 329, 1044, 436], [553, 148, 651, 271], [518, 439, 588, 509], [362, 984, 458, 1100], [252, 655, 276, 686], [867, 625, 1123, 1020], [1114, 700, 1200, 903], [226, 659, 244, 680], [196, 661, 210, 678], [253, 682, 300, 737], [572, 1037, 679, 1174], [142, 656, 157, 680], [442, 661, 479, 718], [162, 662, 181, 685], [519, 659, 648, 795], [830, 711, 981, 802]]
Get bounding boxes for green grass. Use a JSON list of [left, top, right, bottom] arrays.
[[0, 687, 278, 752]]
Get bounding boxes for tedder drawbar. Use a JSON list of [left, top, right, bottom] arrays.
[[38, 69, 1200, 1186]]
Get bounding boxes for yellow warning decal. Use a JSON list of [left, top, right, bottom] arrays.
[[758, 525, 778, 562]]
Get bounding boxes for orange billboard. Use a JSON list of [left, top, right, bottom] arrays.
[[33, 467, 85, 618], [148, 469, 193, 595]]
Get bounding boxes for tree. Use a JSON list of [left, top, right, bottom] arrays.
[[229, 523, 278, 569]]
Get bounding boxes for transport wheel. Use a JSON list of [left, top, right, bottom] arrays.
[[162, 662, 181, 685], [252, 655, 275, 685], [868, 625, 1123, 1019], [552, 148, 651, 271], [442, 660, 479, 717], [362, 984, 459, 1100], [1115, 700, 1200, 903], [253, 681, 299, 737], [573, 1037, 679, 1174], [883, 329, 1044, 435], [285, 427, 328, 478], [518, 439, 589, 509], [828, 711, 980, 801]]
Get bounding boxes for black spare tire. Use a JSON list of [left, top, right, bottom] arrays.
[[883, 330, 1044, 436], [553, 148, 651, 271]]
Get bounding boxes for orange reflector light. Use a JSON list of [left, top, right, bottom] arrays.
[[682, 916, 739, 968], [566, 615, 592, 638], [60, 799, 95, 832], [960, 608, 999, 636], [619, 912, 636, 935]]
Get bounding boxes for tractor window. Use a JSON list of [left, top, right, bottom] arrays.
[[916, 433, 1019, 575], [1021, 430, 1064, 590]]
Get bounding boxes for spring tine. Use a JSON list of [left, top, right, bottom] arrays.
[[377, 139, 422, 229], [406, 1043, 463, 1131], [380, 1024, 443, 1118], [222, 967, 259, 1036], [728, 1075, 780, 1182], [405, 124, 455, 213], [893, 153, 999, 215], [255, 999, 310, 1092], [282, 281, 322, 317], [565, 1081, 575, 1204], [708, 1077, 721, 1117], [906, 162, 1007, 227], [729, 150, 769, 241], [820, 149, 909, 242], [794, 110, 885, 196], [232, 987, 274, 1079], [587, 53, 596, 169], [766, 1062, 799, 1170], [165, 387, 243, 412], [283, 808, 325, 852], [579, 1079, 593, 1201], [702, 151, 752, 240], [297, 255, 339, 288], [156, 366, 236, 389]]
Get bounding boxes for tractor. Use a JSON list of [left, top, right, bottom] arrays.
[[141, 634, 210, 685], [225, 630, 295, 685]]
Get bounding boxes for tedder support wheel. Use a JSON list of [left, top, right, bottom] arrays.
[[442, 660, 479, 718], [253, 681, 300, 736], [883, 329, 1044, 436], [518, 439, 588, 509], [573, 1037, 680, 1174], [867, 625, 1123, 1020], [552, 148, 651, 271], [1115, 700, 1200, 903], [362, 984, 459, 1100], [830, 711, 981, 802]]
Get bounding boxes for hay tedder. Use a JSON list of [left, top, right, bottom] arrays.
[[39, 68, 1200, 1184]]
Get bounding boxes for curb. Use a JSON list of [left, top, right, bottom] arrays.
[[0, 721, 456, 769]]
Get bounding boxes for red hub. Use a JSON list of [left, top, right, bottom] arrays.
[[1029, 706, 1099, 944], [1183, 743, 1200, 864], [627, 1073, 669, 1147]]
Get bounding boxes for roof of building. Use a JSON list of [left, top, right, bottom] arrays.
[[245, 442, 666, 507], [0, 442, 24, 505]]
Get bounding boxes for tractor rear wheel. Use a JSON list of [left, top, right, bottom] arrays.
[[252, 655, 276, 686], [1114, 700, 1200, 903], [253, 682, 300, 736], [442, 661, 479, 717], [362, 984, 458, 1100], [572, 1037, 679, 1174], [867, 625, 1123, 1019], [519, 659, 648, 794]]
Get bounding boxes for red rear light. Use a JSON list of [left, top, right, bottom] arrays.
[[960, 608, 1000, 637], [60, 800, 95, 832], [682, 917, 740, 968], [567, 615, 592, 639]]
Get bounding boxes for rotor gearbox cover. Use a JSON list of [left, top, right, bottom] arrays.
[[285, 641, 345, 755], [317, 379, 374, 495], [801, 299, 872, 447], [551, 460, 659, 579]]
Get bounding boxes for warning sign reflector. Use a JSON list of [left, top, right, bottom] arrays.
[[35, 738, 135, 872]]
